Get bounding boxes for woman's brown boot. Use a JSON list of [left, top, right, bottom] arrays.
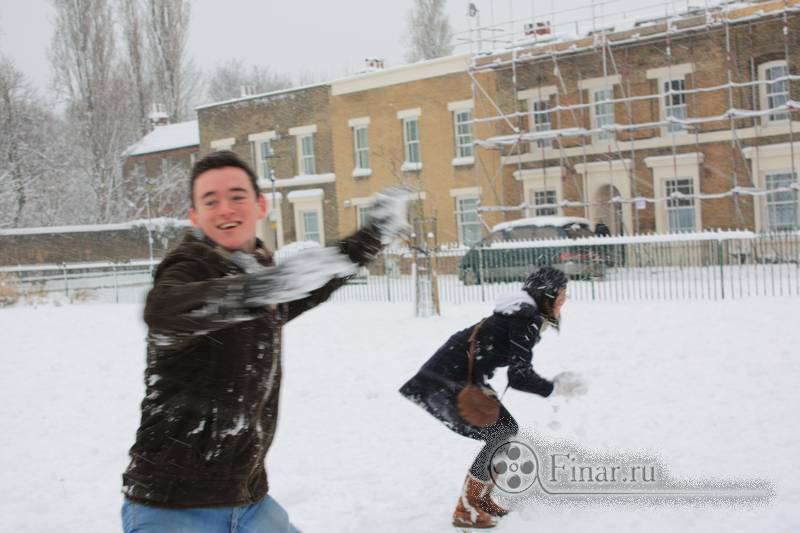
[[452, 475, 497, 529], [478, 482, 509, 517]]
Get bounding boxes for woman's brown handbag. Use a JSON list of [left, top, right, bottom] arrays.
[[456, 319, 500, 427]]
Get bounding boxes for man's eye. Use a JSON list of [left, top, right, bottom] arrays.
[[232, 196, 246, 202], [205, 200, 218, 207]]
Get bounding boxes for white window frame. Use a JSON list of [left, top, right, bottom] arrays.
[[533, 189, 558, 216], [350, 196, 376, 231], [450, 187, 482, 246], [512, 166, 565, 218], [288, 124, 318, 176], [578, 76, 620, 145], [248, 131, 277, 180], [759, 60, 790, 126], [518, 86, 557, 151], [764, 171, 799, 231], [449, 99, 475, 165], [644, 152, 703, 233], [664, 178, 697, 233], [300, 210, 321, 243], [354, 126, 370, 173], [593, 88, 615, 142], [742, 142, 800, 232], [646, 63, 694, 137], [287, 188, 325, 244], [397, 108, 422, 171]]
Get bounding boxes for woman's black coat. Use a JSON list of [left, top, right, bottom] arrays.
[[400, 291, 554, 435]]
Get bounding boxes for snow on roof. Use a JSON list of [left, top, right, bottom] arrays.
[[127, 120, 199, 156], [492, 216, 592, 233]]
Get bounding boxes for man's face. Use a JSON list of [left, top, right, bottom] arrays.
[[189, 166, 267, 252]]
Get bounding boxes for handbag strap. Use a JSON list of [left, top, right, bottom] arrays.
[[465, 318, 487, 385]]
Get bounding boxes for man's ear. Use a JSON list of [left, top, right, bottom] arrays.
[[257, 193, 268, 220], [189, 206, 198, 227]]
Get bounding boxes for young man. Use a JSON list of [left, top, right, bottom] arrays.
[[121, 151, 407, 532]]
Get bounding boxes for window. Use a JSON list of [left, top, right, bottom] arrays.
[[593, 88, 615, 142], [765, 172, 798, 231], [534, 189, 557, 216], [764, 62, 789, 122], [403, 117, 421, 165], [664, 79, 687, 133], [299, 134, 315, 175], [531, 100, 552, 148], [356, 204, 372, 230], [454, 110, 474, 158], [301, 210, 321, 243], [259, 140, 274, 180], [665, 178, 695, 232], [456, 196, 481, 246], [354, 126, 370, 170]]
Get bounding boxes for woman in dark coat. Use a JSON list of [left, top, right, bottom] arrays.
[[399, 267, 586, 528]]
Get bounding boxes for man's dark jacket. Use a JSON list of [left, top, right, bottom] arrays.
[[123, 229, 377, 508]]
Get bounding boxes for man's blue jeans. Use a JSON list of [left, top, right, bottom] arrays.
[[121, 496, 301, 532]]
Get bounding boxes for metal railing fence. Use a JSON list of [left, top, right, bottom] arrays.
[[1, 231, 797, 306]]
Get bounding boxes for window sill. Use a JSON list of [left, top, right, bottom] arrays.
[[401, 162, 423, 172], [452, 156, 475, 167], [352, 168, 372, 179]]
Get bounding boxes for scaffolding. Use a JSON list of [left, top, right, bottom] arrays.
[[459, 0, 800, 234]]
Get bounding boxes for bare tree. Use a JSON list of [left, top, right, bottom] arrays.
[[0, 57, 90, 228], [206, 59, 293, 102], [49, 0, 138, 223], [404, 0, 454, 62], [146, 0, 199, 121], [119, 0, 151, 136]]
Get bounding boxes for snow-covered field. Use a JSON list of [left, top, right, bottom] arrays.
[[1, 297, 798, 532]]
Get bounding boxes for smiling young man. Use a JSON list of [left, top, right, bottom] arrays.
[[121, 151, 407, 532]]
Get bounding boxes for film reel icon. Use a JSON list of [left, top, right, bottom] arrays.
[[489, 440, 539, 494]]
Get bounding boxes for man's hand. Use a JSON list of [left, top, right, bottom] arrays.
[[242, 247, 359, 305], [552, 371, 588, 397]]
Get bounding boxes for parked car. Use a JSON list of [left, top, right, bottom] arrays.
[[458, 216, 608, 285]]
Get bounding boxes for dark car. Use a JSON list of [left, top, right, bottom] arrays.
[[458, 216, 608, 285]]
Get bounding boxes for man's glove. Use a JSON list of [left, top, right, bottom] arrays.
[[240, 247, 359, 306], [367, 186, 413, 244], [552, 371, 588, 397], [339, 228, 383, 267]]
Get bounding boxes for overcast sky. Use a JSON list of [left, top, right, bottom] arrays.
[[0, 0, 685, 101]]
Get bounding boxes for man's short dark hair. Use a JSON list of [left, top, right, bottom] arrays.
[[190, 150, 260, 206]]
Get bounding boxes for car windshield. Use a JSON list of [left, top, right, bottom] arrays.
[[565, 224, 593, 238]]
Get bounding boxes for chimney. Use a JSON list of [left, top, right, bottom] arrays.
[[148, 103, 169, 128], [524, 21, 551, 37], [364, 58, 385, 71]]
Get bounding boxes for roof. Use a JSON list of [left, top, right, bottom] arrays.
[[127, 120, 199, 157], [492, 216, 592, 233]]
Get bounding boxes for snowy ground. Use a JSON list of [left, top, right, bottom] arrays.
[[1, 297, 798, 532]]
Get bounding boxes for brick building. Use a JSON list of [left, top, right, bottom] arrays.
[[329, 54, 502, 247], [196, 85, 338, 249], [477, 0, 800, 235], [123, 120, 199, 218]]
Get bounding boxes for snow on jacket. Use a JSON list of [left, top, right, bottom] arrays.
[[122, 228, 378, 508], [400, 290, 554, 407]]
